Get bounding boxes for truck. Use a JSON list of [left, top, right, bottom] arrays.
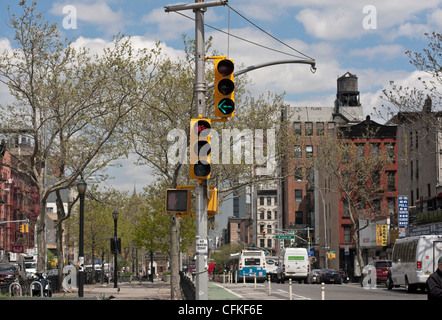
[[278, 248, 310, 284]]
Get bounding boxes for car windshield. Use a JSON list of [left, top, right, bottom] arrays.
[[0, 265, 15, 272], [376, 261, 391, 268]]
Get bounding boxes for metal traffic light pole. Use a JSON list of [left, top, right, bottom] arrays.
[[165, 0, 227, 301]]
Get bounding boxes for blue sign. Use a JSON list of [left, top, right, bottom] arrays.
[[398, 196, 408, 227]]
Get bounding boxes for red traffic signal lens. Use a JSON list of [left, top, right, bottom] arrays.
[[193, 119, 211, 137], [217, 59, 234, 77]]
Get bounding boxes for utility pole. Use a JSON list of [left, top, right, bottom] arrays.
[[165, 0, 227, 301]]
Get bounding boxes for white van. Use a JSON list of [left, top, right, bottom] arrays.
[[387, 235, 442, 292], [280, 248, 310, 284]]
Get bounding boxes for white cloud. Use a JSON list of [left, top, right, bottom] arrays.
[[292, 1, 442, 41], [349, 44, 406, 60], [50, 1, 125, 34]]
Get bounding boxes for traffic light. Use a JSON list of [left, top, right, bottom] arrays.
[[190, 118, 211, 179], [165, 189, 191, 214], [207, 188, 219, 217], [20, 224, 29, 233], [262, 230, 266, 238], [307, 237, 311, 245], [214, 58, 235, 118]]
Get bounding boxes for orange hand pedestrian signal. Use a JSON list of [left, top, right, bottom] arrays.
[[165, 189, 191, 214]]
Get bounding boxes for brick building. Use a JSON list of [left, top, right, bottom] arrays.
[[0, 149, 39, 257]]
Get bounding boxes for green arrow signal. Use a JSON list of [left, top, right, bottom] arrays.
[[218, 98, 234, 115]]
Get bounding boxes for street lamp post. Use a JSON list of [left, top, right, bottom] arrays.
[[112, 210, 119, 289], [76, 179, 87, 298]]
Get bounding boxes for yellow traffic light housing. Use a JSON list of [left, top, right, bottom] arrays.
[[190, 118, 211, 179], [207, 188, 218, 217], [214, 58, 234, 118]]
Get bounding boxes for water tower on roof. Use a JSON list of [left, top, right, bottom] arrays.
[[334, 72, 363, 122]]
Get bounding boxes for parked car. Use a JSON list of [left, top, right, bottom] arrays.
[[308, 269, 322, 284], [362, 260, 391, 285], [373, 260, 391, 283], [318, 269, 342, 284], [0, 263, 20, 284]]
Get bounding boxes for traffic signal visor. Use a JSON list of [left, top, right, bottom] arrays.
[[190, 118, 211, 179], [214, 59, 235, 118]]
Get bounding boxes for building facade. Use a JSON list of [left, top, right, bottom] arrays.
[[389, 97, 442, 236], [256, 189, 278, 252], [0, 150, 39, 258], [336, 116, 398, 278]]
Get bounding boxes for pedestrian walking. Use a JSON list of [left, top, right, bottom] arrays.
[[426, 256, 442, 300]]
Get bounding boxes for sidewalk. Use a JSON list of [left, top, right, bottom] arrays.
[[52, 279, 171, 300], [51, 279, 249, 300]]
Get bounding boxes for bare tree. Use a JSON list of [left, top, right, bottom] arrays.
[[0, 1, 161, 272], [316, 124, 394, 273]]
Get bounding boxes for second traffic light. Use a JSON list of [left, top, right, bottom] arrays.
[[214, 58, 235, 118], [190, 118, 211, 179]]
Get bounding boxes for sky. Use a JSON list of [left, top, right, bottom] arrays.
[[0, 0, 441, 191]]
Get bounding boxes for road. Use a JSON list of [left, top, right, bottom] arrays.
[[212, 281, 428, 300]]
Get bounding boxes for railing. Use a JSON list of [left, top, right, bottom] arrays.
[[415, 209, 442, 225], [179, 271, 195, 300]]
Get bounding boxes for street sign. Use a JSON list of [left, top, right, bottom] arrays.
[[398, 195, 409, 229], [196, 238, 208, 254], [275, 234, 295, 240]]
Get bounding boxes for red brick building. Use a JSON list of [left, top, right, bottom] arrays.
[[336, 117, 398, 278], [0, 150, 39, 257]]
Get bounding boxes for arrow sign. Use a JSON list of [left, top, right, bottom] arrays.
[[217, 98, 234, 115]]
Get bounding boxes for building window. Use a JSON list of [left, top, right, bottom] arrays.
[[327, 122, 335, 131], [306, 145, 313, 158], [387, 171, 396, 191], [387, 197, 396, 215], [295, 189, 302, 202], [371, 143, 379, 159], [386, 143, 395, 162], [294, 122, 301, 135], [416, 160, 419, 179], [295, 168, 302, 181], [411, 190, 414, 206], [344, 226, 351, 243], [260, 197, 264, 205], [260, 239, 265, 247], [356, 143, 365, 159], [294, 145, 302, 158], [305, 122, 313, 136], [267, 211, 272, 219], [316, 122, 324, 136], [267, 239, 272, 248], [295, 211, 303, 224], [343, 200, 350, 218], [267, 197, 272, 206], [259, 211, 264, 220]]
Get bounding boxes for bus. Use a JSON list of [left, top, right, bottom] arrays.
[[387, 235, 442, 293], [228, 250, 266, 282]]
